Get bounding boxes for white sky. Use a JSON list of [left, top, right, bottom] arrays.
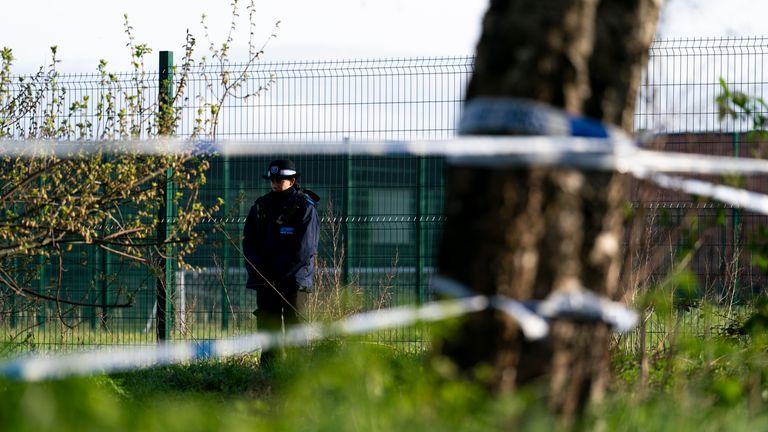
[[0, 0, 766, 73]]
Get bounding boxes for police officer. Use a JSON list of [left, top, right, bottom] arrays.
[[243, 159, 320, 333]]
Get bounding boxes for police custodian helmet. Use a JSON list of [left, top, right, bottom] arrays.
[[262, 159, 300, 180]]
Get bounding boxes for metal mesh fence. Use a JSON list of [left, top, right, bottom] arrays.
[[0, 56, 470, 351], [177, 57, 469, 140], [0, 69, 163, 140], [3, 39, 768, 352], [623, 37, 768, 352], [179, 58, 470, 350]]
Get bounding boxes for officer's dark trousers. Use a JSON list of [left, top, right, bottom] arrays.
[[255, 284, 301, 332]]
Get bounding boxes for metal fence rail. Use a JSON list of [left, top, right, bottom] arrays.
[[2, 38, 768, 352]]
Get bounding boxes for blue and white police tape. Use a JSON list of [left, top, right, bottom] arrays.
[[430, 275, 638, 334], [0, 281, 638, 382], [455, 97, 768, 218], [637, 171, 768, 215], [6, 135, 768, 176], [624, 149, 768, 176], [6, 102, 768, 220], [7, 138, 768, 224], [0, 296, 488, 381], [0, 136, 631, 160], [458, 97, 617, 138]]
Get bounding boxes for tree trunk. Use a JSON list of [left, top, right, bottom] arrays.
[[437, 0, 662, 417]]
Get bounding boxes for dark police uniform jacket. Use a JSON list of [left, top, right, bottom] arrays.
[[242, 187, 320, 292]]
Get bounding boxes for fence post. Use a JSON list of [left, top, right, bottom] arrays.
[[9, 279, 15, 329], [415, 156, 426, 305], [100, 230, 111, 329], [238, 183, 247, 316], [343, 146, 353, 286], [221, 156, 231, 331], [10, 258, 17, 329], [37, 176, 46, 330], [732, 132, 741, 294], [156, 50, 174, 342], [89, 248, 97, 330], [37, 253, 45, 328]]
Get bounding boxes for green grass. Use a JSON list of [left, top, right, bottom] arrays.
[[0, 340, 546, 432], [3, 306, 768, 431]]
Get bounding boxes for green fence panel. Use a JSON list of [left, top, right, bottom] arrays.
[[3, 39, 768, 352]]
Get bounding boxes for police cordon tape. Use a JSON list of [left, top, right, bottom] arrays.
[[639, 172, 768, 215], [0, 278, 637, 382], [0, 136, 750, 173], [6, 136, 768, 216], [0, 296, 486, 382], [0, 98, 758, 379]]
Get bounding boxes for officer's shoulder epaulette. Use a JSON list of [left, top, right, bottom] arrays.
[[303, 189, 321, 207]]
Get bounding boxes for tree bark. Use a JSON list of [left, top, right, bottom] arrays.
[[437, 0, 662, 417]]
